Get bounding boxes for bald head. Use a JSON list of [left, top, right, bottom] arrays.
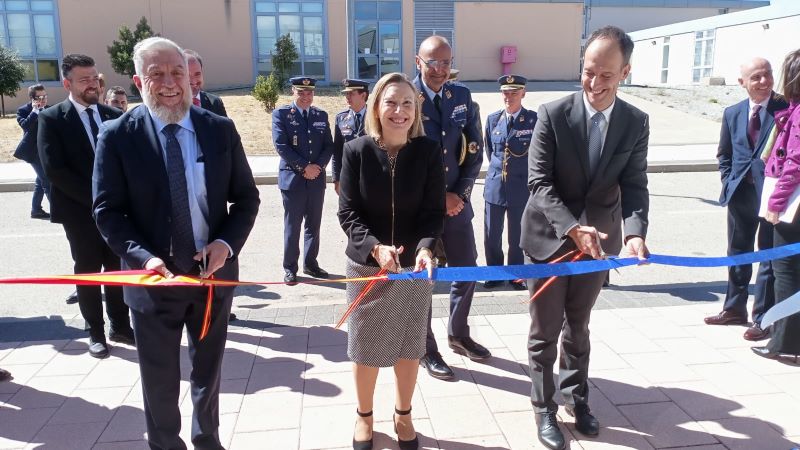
[[739, 57, 774, 104], [416, 35, 453, 92]]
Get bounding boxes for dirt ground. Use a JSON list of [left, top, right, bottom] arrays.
[[0, 87, 348, 162]]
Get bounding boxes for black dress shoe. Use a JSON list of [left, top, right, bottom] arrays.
[[303, 266, 329, 278], [88, 338, 110, 359], [536, 412, 565, 450], [394, 407, 419, 450], [483, 280, 503, 289], [30, 210, 50, 219], [565, 404, 599, 436], [420, 352, 455, 380], [284, 271, 298, 286], [751, 346, 779, 360], [229, 313, 238, 322], [509, 279, 527, 290], [352, 408, 373, 450], [65, 291, 78, 305], [448, 336, 491, 361], [109, 328, 136, 346], [0, 368, 11, 382]]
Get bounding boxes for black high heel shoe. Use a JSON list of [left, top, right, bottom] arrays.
[[353, 409, 373, 450], [393, 406, 419, 450]]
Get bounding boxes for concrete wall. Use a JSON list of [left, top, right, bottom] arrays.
[[630, 14, 800, 86], [328, 0, 347, 82], [454, 2, 583, 81], [587, 6, 749, 34]]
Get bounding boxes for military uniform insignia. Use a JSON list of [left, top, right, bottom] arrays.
[[506, 75, 515, 84], [302, 78, 310, 86], [445, 90, 452, 100], [290, 108, 296, 114], [519, 115, 525, 122], [422, 115, 430, 121], [292, 135, 298, 146], [468, 142, 478, 153], [343, 80, 350, 87]]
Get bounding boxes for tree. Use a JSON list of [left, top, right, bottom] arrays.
[[0, 44, 26, 117], [252, 72, 281, 112], [107, 16, 156, 95], [271, 34, 299, 88]]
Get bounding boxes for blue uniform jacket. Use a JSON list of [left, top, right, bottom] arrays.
[[413, 76, 482, 220], [484, 107, 537, 207], [332, 109, 366, 182], [272, 104, 334, 190]]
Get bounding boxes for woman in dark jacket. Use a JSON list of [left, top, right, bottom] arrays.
[[338, 72, 445, 450]]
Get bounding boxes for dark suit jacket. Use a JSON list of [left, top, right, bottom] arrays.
[[92, 105, 260, 313], [520, 92, 650, 261], [38, 100, 122, 224], [200, 91, 227, 117], [14, 103, 49, 163], [717, 93, 788, 206]]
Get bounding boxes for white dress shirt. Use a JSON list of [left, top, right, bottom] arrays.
[[68, 94, 101, 151], [582, 93, 615, 156]]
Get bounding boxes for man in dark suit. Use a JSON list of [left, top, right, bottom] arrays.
[[483, 75, 536, 291], [272, 77, 333, 284], [520, 26, 650, 450], [706, 57, 786, 341], [93, 37, 259, 450], [38, 54, 132, 359], [332, 78, 369, 195], [184, 49, 227, 117], [15, 84, 51, 219], [414, 36, 489, 381]]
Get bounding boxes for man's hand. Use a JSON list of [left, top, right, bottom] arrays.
[[567, 226, 608, 260], [765, 210, 780, 225], [303, 164, 321, 180], [413, 247, 436, 279], [144, 257, 174, 278], [334, 181, 340, 195], [194, 241, 230, 277], [445, 193, 464, 217], [624, 236, 650, 261], [372, 244, 404, 273]]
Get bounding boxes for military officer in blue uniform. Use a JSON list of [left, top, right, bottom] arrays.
[[332, 79, 369, 194], [414, 35, 489, 380], [272, 77, 334, 284], [484, 75, 536, 291]]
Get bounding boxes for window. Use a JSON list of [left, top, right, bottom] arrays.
[[254, 0, 326, 80], [0, 0, 59, 82], [692, 30, 714, 83], [353, 0, 401, 80], [661, 36, 669, 84]]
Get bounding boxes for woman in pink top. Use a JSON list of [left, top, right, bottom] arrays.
[[753, 48, 800, 360]]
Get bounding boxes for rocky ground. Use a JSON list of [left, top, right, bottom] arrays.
[[619, 84, 745, 123]]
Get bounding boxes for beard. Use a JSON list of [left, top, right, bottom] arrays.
[[79, 88, 99, 105], [141, 87, 192, 124]]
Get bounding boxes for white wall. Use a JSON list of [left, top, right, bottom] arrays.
[[587, 6, 749, 34]]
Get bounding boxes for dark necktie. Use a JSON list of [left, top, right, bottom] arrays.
[[303, 109, 309, 122], [506, 114, 514, 135], [193, 97, 201, 107], [588, 112, 604, 175], [162, 124, 196, 273], [354, 113, 361, 134], [748, 104, 762, 149], [86, 108, 99, 145], [433, 94, 442, 116]]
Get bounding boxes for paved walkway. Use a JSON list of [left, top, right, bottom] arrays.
[[1, 299, 799, 449]]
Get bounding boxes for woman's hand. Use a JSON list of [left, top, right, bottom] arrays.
[[372, 244, 404, 273], [766, 210, 780, 225], [413, 247, 436, 279]]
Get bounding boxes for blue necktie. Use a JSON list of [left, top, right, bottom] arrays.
[[588, 112, 604, 175], [162, 124, 196, 273], [86, 109, 99, 145]]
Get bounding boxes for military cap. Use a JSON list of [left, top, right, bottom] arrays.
[[290, 76, 317, 90], [498, 74, 527, 91], [341, 79, 369, 93]]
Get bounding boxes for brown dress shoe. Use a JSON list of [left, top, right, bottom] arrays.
[[704, 310, 747, 326], [743, 323, 769, 341]]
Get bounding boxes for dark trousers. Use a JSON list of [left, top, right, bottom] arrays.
[[29, 159, 50, 213], [484, 201, 525, 267], [62, 217, 128, 339], [526, 251, 607, 413], [767, 221, 800, 355], [131, 286, 232, 450], [426, 214, 478, 353], [281, 184, 325, 273], [724, 183, 775, 323]]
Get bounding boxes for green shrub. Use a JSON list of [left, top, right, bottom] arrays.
[[252, 72, 280, 112]]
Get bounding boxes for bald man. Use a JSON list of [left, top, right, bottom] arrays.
[[708, 57, 787, 341]]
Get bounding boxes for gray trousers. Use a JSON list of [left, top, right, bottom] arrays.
[[526, 252, 607, 413]]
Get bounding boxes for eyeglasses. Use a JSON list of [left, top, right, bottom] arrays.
[[418, 57, 453, 70], [33, 95, 47, 100]]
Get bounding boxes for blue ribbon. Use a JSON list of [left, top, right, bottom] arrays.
[[388, 242, 800, 281]]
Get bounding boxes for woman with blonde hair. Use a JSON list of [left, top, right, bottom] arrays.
[[338, 72, 445, 449], [754, 48, 800, 361]]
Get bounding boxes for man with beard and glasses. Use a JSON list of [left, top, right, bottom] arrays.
[[38, 54, 132, 359], [93, 37, 260, 450]]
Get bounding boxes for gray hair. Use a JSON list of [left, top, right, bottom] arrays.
[[133, 37, 186, 76]]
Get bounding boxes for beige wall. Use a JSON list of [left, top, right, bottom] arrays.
[[401, 0, 415, 76], [454, 2, 582, 81], [328, 0, 347, 82]]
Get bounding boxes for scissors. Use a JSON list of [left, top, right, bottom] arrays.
[[199, 247, 208, 279], [592, 229, 622, 274]]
